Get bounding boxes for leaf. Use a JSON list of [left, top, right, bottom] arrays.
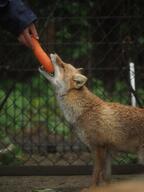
[[138, 36, 144, 45]]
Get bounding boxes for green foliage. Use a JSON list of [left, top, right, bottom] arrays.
[[56, 17, 92, 59], [92, 78, 130, 104], [111, 81, 130, 104], [0, 145, 24, 166], [1, 74, 69, 135], [92, 79, 109, 100], [0, 74, 70, 165], [113, 153, 137, 165], [137, 88, 144, 106]]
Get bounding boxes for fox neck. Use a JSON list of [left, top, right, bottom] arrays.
[[56, 86, 102, 124]]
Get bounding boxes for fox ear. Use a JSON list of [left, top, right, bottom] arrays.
[[73, 74, 87, 89], [77, 68, 84, 74]]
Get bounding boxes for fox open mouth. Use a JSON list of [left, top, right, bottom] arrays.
[[39, 53, 63, 82], [39, 65, 55, 77]]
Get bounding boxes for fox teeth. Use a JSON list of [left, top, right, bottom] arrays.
[[50, 53, 56, 64]]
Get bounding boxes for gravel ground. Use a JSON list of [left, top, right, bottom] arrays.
[[0, 175, 89, 192], [0, 174, 144, 192]]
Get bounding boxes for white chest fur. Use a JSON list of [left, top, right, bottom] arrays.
[[76, 126, 90, 146], [57, 95, 89, 146], [57, 96, 89, 145], [57, 96, 78, 124]]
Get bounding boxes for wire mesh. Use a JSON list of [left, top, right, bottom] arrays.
[[0, 0, 144, 172]]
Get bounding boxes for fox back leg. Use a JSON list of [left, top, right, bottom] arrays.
[[138, 144, 144, 165]]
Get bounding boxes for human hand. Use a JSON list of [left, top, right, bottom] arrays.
[[18, 23, 39, 49]]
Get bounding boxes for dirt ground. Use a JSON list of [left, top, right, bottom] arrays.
[[0, 174, 144, 192]]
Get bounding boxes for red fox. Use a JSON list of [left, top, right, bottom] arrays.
[[39, 54, 144, 191]]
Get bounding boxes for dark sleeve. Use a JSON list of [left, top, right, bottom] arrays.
[[0, 0, 37, 36], [0, 0, 9, 7]]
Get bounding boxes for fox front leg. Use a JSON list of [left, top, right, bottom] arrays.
[[80, 147, 111, 192], [81, 147, 111, 192], [92, 146, 111, 186]]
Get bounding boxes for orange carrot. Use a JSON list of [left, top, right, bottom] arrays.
[[31, 36, 54, 73]]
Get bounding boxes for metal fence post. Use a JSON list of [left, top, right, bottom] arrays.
[[129, 62, 136, 107]]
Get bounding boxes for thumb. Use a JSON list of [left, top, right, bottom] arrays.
[[29, 24, 39, 40]]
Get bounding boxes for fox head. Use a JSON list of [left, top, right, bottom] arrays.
[[39, 53, 87, 96]]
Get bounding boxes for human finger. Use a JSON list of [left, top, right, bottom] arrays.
[[29, 24, 39, 40], [18, 33, 30, 47]]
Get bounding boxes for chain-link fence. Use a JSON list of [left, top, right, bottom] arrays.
[[0, 1, 144, 175]]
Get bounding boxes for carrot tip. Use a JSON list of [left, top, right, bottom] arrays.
[[31, 36, 54, 73]]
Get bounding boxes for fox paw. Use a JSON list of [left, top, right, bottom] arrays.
[[80, 186, 97, 192]]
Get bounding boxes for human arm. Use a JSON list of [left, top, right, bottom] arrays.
[[0, 0, 38, 48]]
